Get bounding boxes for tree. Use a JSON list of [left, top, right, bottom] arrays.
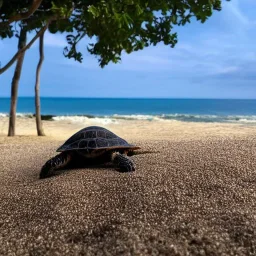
[[0, 0, 43, 27], [1, 1, 52, 136], [34, 30, 46, 136], [8, 27, 27, 136], [1, 0, 228, 136], [0, 0, 71, 75], [1, 0, 228, 74], [0, 23, 49, 75], [60, 0, 228, 67], [1, 0, 71, 136]]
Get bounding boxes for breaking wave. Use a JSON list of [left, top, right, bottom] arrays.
[[52, 115, 117, 125], [1, 113, 256, 124]]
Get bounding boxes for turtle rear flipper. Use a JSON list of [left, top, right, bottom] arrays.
[[40, 152, 72, 179]]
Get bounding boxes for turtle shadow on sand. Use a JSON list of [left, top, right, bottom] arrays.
[[48, 161, 128, 178], [44, 164, 115, 179], [40, 149, 159, 179]]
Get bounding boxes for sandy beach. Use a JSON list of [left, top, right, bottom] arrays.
[[1, 116, 256, 141], [0, 117, 255, 255]]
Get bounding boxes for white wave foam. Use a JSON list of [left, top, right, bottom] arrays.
[[17, 113, 33, 117], [0, 113, 34, 118], [112, 114, 161, 121], [161, 114, 219, 119], [161, 114, 256, 123], [1, 112, 256, 124], [52, 115, 118, 125], [0, 113, 8, 117], [227, 115, 256, 123]]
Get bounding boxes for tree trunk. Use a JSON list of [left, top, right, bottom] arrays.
[[8, 28, 27, 137], [35, 31, 46, 136], [0, 20, 50, 75]]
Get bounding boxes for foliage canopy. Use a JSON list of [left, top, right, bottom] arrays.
[[0, 0, 229, 68]]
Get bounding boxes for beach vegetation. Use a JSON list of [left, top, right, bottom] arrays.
[[0, 0, 228, 73], [1, 0, 72, 135]]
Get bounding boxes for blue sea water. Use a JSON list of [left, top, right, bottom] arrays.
[[0, 97, 256, 123]]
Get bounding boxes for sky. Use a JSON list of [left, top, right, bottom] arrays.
[[0, 0, 256, 99]]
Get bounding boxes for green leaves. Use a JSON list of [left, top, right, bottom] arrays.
[[66, 0, 229, 67], [121, 13, 134, 28], [88, 5, 100, 18], [63, 32, 86, 62], [0, 26, 14, 39], [0, 0, 229, 68], [51, 0, 73, 18]]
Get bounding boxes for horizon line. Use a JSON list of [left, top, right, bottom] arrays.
[[0, 96, 256, 100]]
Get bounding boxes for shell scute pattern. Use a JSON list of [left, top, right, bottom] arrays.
[[84, 130, 97, 139], [88, 140, 97, 148], [119, 139, 127, 145], [107, 138, 120, 147], [74, 132, 84, 141], [68, 141, 80, 150], [96, 138, 109, 148], [97, 130, 106, 138], [106, 131, 117, 139], [78, 140, 88, 148], [56, 126, 135, 152]]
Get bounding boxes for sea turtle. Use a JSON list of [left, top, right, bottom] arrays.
[[40, 126, 140, 179]]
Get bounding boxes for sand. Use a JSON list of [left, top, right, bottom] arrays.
[[0, 117, 256, 255], [1, 116, 256, 141]]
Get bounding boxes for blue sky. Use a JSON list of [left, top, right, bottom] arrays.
[[0, 0, 256, 99]]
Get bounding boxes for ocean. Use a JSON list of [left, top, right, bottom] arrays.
[[0, 97, 256, 124]]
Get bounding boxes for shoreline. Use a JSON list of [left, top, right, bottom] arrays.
[[1, 112, 256, 124], [1, 116, 256, 142]]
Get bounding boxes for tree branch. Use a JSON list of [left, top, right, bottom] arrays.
[[0, 0, 43, 27], [0, 19, 51, 75]]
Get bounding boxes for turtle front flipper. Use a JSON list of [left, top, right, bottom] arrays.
[[111, 152, 135, 172], [40, 152, 72, 179]]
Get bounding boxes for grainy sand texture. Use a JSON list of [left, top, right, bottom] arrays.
[[0, 117, 256, 255]]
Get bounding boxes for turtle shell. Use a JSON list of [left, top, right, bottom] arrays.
[[56, 126, 140, 152]]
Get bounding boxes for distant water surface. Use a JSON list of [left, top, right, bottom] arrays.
[[0, 97, 256, 123]]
